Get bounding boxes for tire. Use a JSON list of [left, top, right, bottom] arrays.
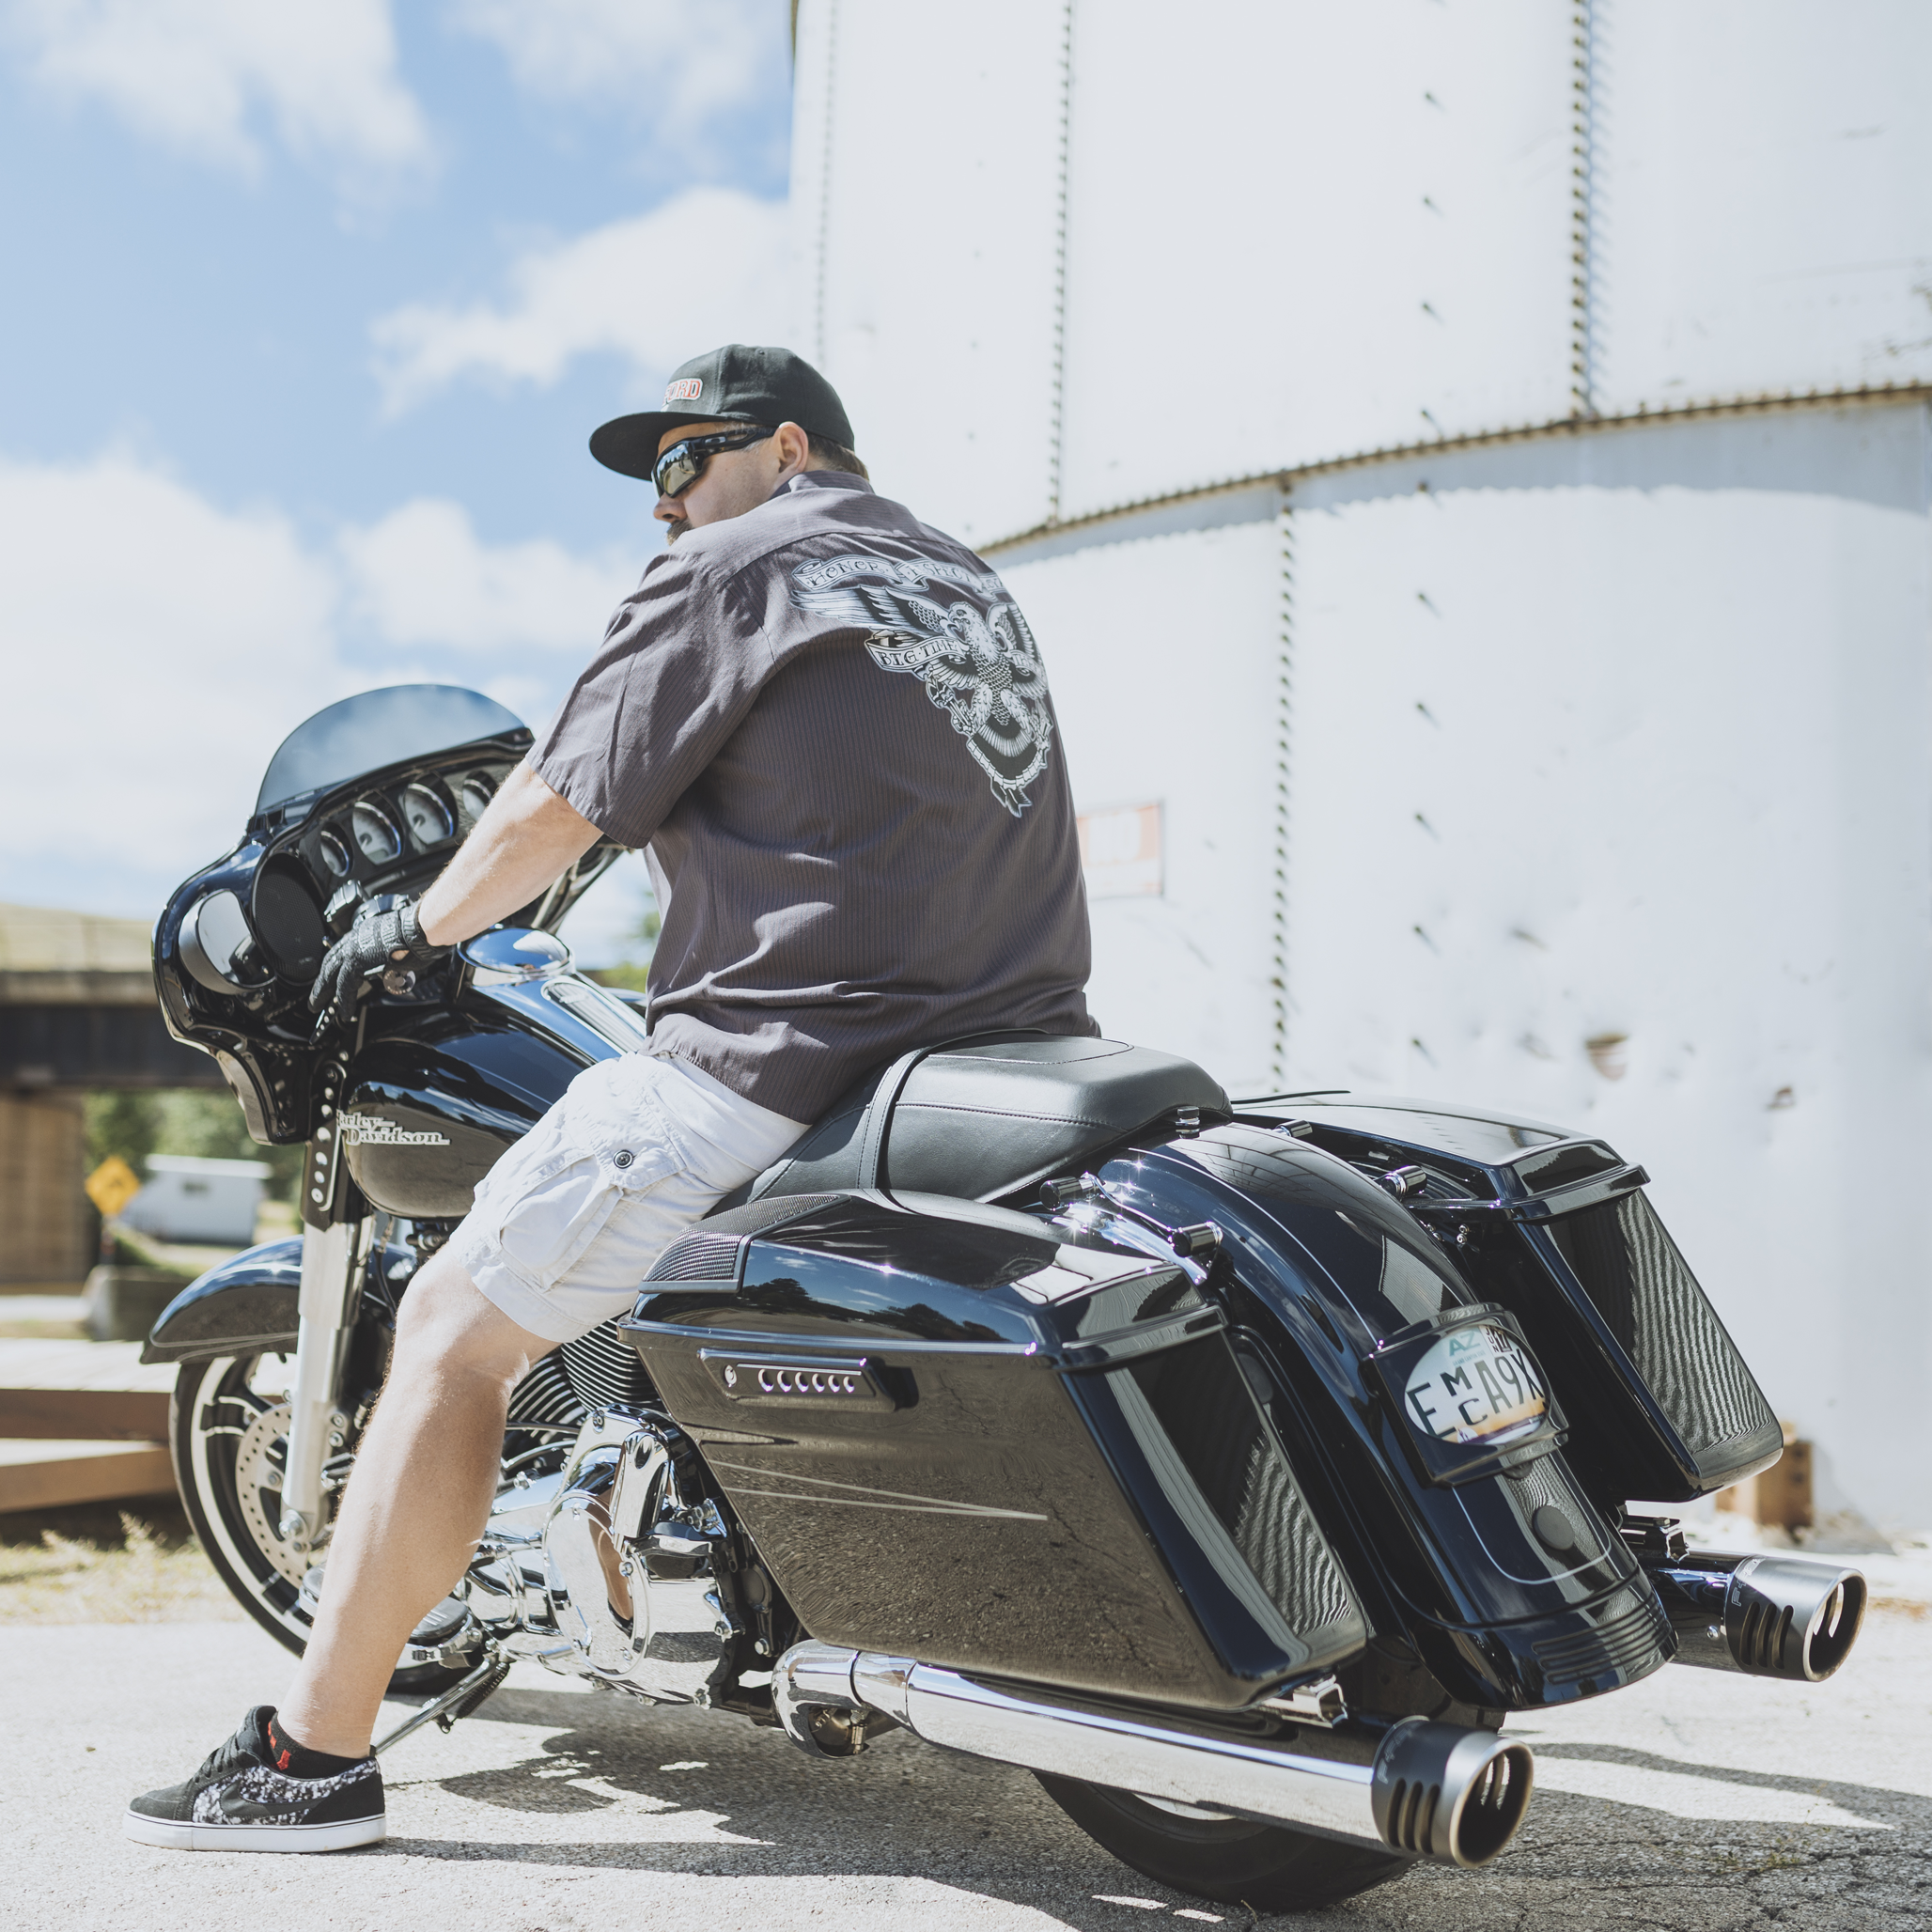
[[1035, 1773, 1412, 1911], [169, 1351, 475, 1699]]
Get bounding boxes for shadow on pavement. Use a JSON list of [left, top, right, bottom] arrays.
[[359, 1685, 1932, 1928]]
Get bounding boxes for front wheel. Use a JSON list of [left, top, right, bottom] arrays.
[[1036, 1774, 1412, 1911], [169, 1351, 475, 1698]]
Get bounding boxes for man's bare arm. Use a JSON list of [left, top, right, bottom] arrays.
[[415, 765, 605, 946]]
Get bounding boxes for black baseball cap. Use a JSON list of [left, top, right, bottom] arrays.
[[589, 344, 855, 481]]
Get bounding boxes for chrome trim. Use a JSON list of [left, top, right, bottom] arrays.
[[277, 1219, 364, 1552], [1255, 1673, 1347, 1728], [773, 1642, 1533, 1868], [460, 926, 574, 985], [536, 1410, 737, 1703]]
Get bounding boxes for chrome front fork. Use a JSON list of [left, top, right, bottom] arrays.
[[279, 1218, 367, 1551]]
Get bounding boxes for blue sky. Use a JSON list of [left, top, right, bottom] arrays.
[[0, 0, 796, 958]]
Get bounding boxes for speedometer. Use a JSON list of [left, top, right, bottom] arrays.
[[317, 828, 351, 879], [400, 782, 455, 846], [458, 771, 495, 822], [351, 799, 403, 865]]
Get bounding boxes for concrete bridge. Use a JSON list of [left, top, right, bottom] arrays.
[[0, 904, 221, 1285]]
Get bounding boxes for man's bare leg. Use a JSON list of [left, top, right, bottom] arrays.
[[273, 1253, 554, 1758]]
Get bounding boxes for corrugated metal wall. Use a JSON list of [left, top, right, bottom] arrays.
[[795, 0, 1932, 1529]]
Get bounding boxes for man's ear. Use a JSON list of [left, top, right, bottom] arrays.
[[775, 421, 813, 476]]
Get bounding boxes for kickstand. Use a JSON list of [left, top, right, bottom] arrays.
[[371, 1645, 510, 1756]]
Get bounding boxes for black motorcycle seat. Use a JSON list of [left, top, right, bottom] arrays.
[[740, 1035, 1228, 1207]]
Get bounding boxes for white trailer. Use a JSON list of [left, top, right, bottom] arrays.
[[119, 1154, 269, 1247]]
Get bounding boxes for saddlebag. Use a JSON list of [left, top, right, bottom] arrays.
[[1266, 1098, 1783, 1505], [622, 1190, 1367, 1712]]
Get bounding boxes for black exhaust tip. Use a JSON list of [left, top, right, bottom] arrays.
[[1649, 1552, 1868, 1681], [1371, 1721, 1535, 1866], [1729, 1558, 1865, 1680]]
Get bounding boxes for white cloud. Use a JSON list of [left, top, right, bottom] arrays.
[[5, 0, 429, 182], [0, 453, 345, 894], [0, 453, 643, 915], [340, 497, 636, 654], [448, 0, 785, 131], [370, 186, 790, 411]]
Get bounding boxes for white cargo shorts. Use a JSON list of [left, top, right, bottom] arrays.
[[451, 1052, 807, 1345]]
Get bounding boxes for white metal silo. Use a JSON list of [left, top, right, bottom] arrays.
[[792, 0, 1932, 1532]]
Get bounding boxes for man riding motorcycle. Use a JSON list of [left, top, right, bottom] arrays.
[[126, 343, 1096, 1851]]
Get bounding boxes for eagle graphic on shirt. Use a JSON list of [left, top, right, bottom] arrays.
[[789, 553, 1054, 817]]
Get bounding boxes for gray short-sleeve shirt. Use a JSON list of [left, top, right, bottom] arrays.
[[531, 471, 1096, 1123]]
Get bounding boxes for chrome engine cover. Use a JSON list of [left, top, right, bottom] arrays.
[[469, 1410, 739, 1701]]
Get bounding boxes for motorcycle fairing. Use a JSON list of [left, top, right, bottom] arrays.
[[152, 685, 623, 1155], [623, 1189, 1369, 1713]]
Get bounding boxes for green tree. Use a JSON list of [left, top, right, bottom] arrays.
[[85, 1088, 303, 1201], [85, 1091, 160, 1174]]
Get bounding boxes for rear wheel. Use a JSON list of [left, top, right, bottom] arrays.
[[1036, 1775, 1412, 1910], [169, 1351, 476, 1698]]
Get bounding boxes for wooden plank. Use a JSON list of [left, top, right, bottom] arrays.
[[0, 1441, 176, 1512], [0, 1387, 172, 1440], [0, 1339, 179, 1393]]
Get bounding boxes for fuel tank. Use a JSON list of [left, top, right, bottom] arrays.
[[334, 932, 657, 1221]]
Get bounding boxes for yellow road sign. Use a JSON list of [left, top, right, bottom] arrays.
[[85, 1154, 142, 1220]]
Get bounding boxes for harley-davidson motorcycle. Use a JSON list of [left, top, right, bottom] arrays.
[[144, 683, 1865, 1909]]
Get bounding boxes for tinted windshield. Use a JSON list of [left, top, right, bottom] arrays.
[[257, 686, 529, 814]]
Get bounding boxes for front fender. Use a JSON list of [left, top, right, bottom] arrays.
[[140, 1238, 411, 1363]]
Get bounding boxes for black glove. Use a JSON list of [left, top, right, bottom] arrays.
[[308, 901, 449, 1025]]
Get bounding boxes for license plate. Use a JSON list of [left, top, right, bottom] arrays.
[[1403, 1324, 1548, 1446]]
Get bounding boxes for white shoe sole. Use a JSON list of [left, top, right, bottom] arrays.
[[122, 1807, 385, 1852]]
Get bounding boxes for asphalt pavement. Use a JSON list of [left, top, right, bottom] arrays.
[[6, 1600, 1928, 1930]]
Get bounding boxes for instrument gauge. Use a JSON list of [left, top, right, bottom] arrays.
[[351, 799, 403, 865], [317, 828, 351, 879], [458, 771, 495, 823], [400, 782, 455, 846]]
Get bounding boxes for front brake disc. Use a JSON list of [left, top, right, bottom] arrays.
[[232, 1400, 310, 1588]]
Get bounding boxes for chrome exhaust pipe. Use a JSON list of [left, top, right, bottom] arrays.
[[1646, 1551, 1866, 1681], [774, 1644, 1534, 1868]]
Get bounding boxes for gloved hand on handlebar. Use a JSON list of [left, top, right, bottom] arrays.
[[309, 900, 450, 1026]]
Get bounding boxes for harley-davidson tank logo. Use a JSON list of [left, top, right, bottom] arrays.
[[788, 553, 1055, 817], [339, 1114, 451, 1148]]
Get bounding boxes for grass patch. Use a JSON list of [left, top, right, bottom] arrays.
[[0, 1499, 244, 1623]]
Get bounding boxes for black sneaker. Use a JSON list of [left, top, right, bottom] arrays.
[[124, 1706, 384, 1852]]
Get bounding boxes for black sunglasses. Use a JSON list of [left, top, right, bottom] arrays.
[[653, 424, 775, 499]]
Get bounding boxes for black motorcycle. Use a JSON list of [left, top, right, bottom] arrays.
[[145, 683, 1865, 1909]]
